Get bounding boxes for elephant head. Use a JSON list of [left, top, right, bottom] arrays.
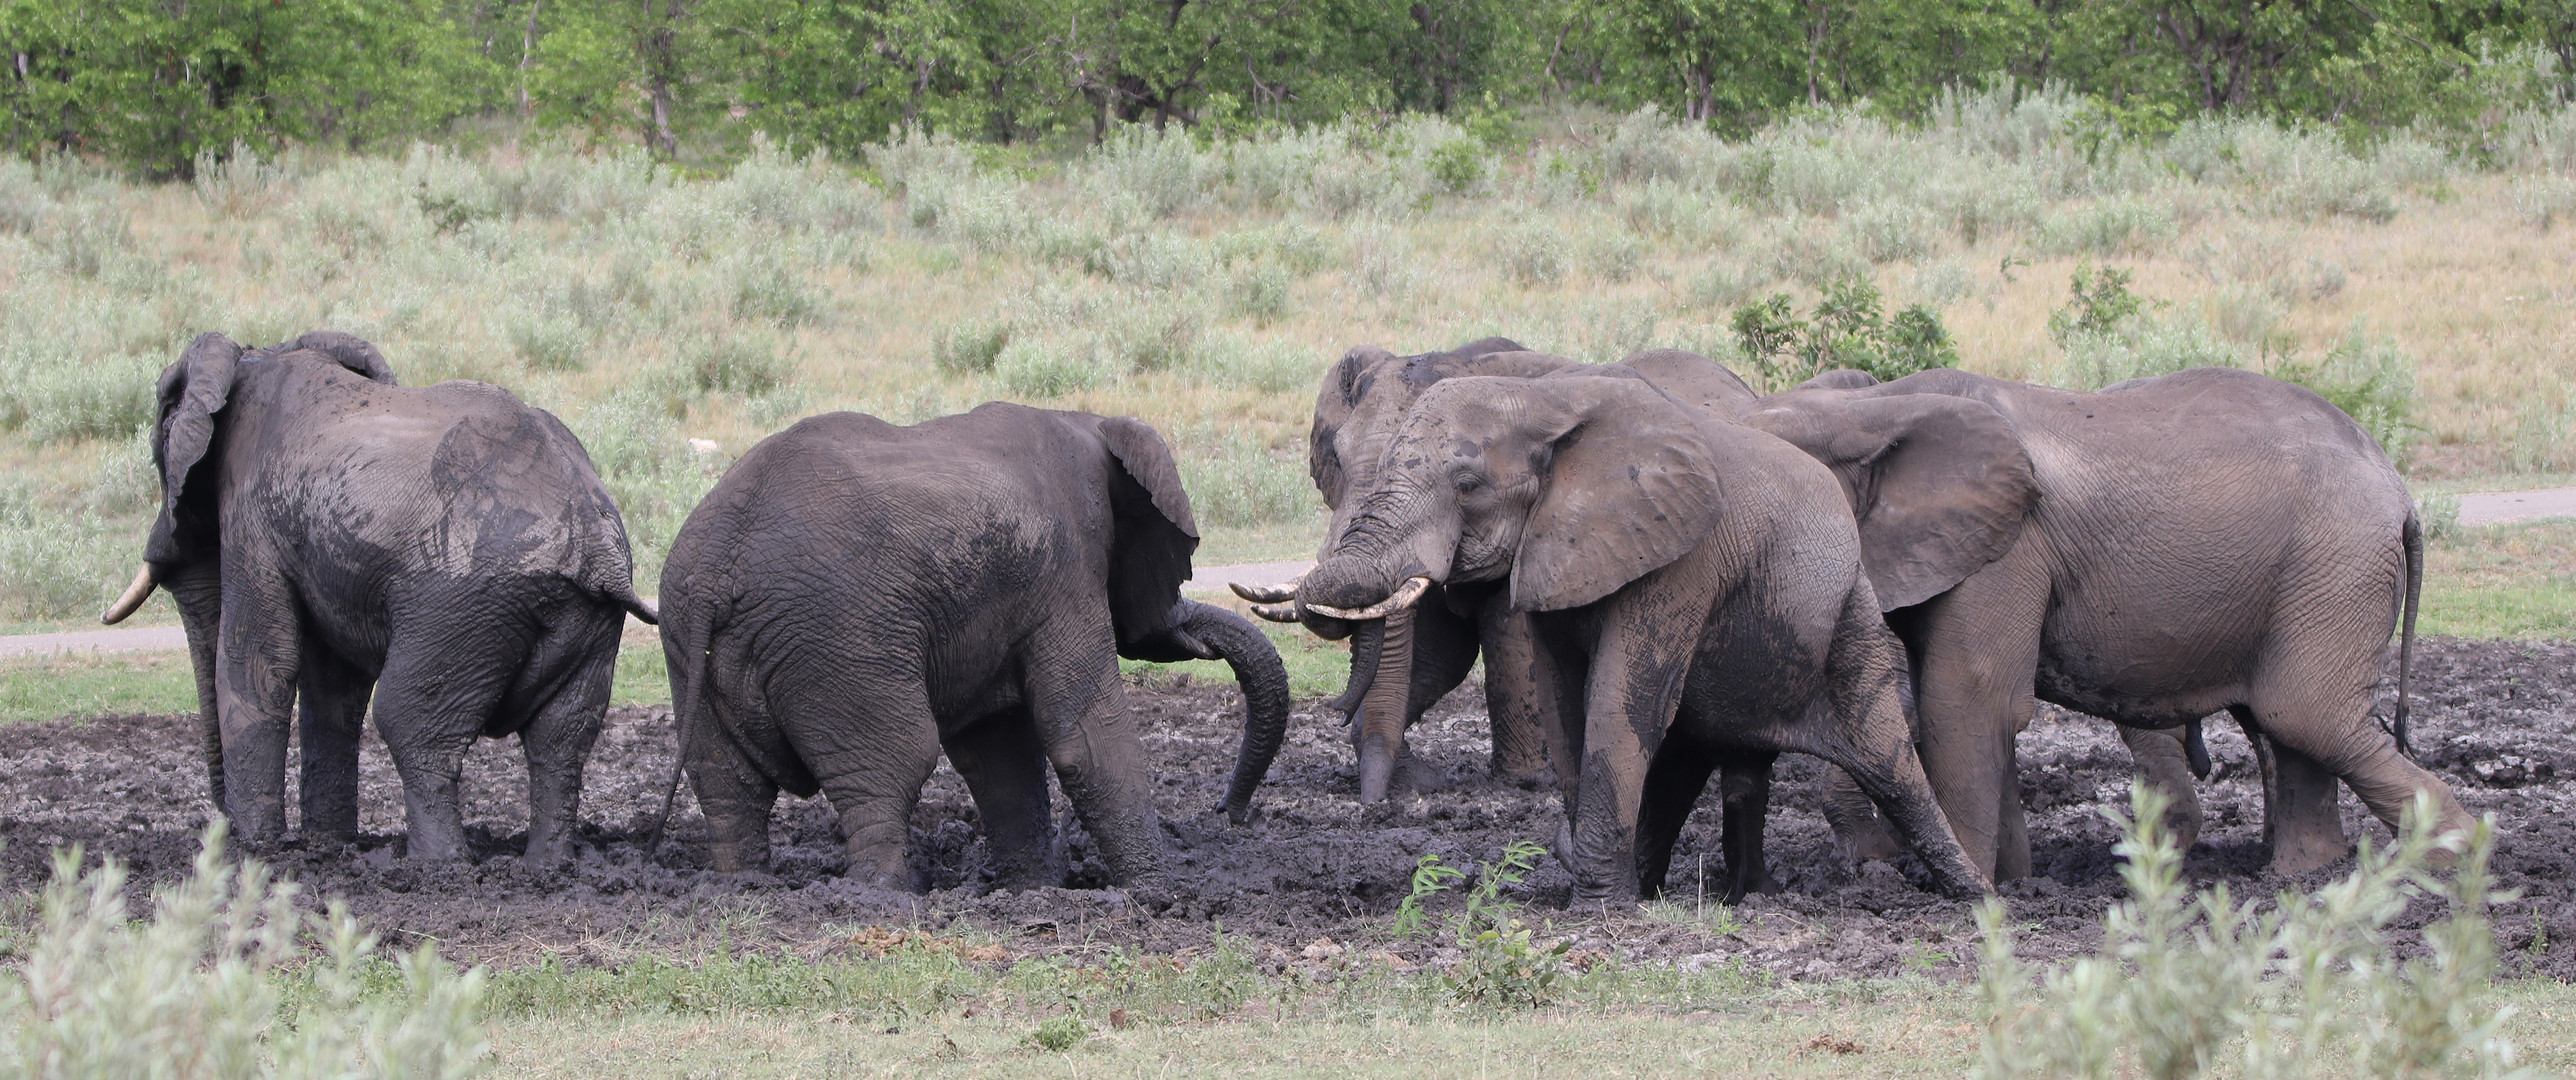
[[1294, 373, 1728, 792], [106, 331, 402, 624], [1741, 378, 2041, 611], [1087, 415, 1294, 824]]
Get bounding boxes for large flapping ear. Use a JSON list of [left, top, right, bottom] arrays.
[[1310, 344, 1395, 501], [1509, 377, 1726, 613], [1745, 392, 2038, 610], [1620, 349, 1759, 415], [144, 333, 245, 566], [1097, 415, 1202, 644], [276, 330, 400, 384]]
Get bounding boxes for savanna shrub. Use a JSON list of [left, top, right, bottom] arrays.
[[0, 824, 488, 1079], [1732, 279, 1957, 387], [1974, 784, 2526, 1080], [1173, 428, 1312, 528], [2268, 325, 2421, 462]]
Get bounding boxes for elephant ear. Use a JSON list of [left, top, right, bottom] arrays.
[[279, 330, 400, 384], [1510, 378, 1726, 613], [144, 333, 245, 566], [1097, 415, 1202, 644], [1309, 344, 1394, 502], [1747, 392, 2037, 611]]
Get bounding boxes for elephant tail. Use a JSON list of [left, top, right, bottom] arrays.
[[2395, 510, 2423, 759], [646, 590, 721, 857]]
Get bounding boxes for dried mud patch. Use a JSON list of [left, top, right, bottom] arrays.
[[1, 638, 2570, 982]]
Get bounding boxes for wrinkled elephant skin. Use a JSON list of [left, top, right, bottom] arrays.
[[658, 404, 1291, 897], [116, 332, 653, 864]]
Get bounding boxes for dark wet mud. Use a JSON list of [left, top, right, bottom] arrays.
[[2, 637, 2570, 982]]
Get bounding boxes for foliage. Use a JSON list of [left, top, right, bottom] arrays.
[[1028, 1015, 1087, 1051], [1731, 279, 1957, 388], [2269, 324, 2422, 463], [0, 823, 488, 1078], [1974, 783, 2529, 1080], [2047, 263, 2147, 347], [1384, 840, 1570, 1008]]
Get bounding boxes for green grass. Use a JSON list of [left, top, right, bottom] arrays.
[[0, 650, 197, 721], [2420, 519, 2576, 640], [455, 957, 2576, 1078]]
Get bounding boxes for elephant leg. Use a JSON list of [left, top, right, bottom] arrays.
[[1716, 757, 1781, 903], [1994, 736, 2032, 881], [1022, 631, 1166, 894], [509, 605, 619, 866], [944, 707, 1057, 891], [805, 690, 941, 890], [686, 719, 781, 875], [1909, 562, 2047, 883], [1820, 765, 1904, 863], [1477, 605, 1556, 785], [371, 624, 516, 862], [213, 568, 303, 847], [1564, 613, 1697, 904], [295, 641, 373, 843], [2119, 723, 2203, 853], [1634, 736, 1718, 900]]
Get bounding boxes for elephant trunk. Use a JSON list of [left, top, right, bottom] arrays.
[[1188, 602, 1293, 824], [1354, 604, 1416, 803]]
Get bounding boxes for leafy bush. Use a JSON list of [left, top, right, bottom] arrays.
[[2507, 387, 2573, 474], [1172, 429, 1312, 527], [2038, 195, 2178, 256], [2057, 314, 2245, 391], [1028, 1016, 1088, 1052], [2418, 492, 2462, 544], [993, 336, 1108, 398], [933, 319, 1011, 374], [1732, 279, 1958, 387], [0, 482, 126, 620], [504, 309, 589, 372], [1497, 221, 1571, 286], [1974, 784, 2526, 1080], [1387, 840, 1569, 1008], [2269, 325, 2420, 462], [0, 824, 487, 1079]]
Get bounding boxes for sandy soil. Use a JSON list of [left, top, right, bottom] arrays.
[[1, 637, 2569, 982]]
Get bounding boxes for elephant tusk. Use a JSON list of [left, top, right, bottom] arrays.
[[1305, 576, 1431, 621], [1249, 601, 1301, 623], [100, 564, 158, 625], [1229, 573, 1305, 604]]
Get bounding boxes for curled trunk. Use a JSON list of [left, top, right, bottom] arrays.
[[1188, 602, 1294, 824]]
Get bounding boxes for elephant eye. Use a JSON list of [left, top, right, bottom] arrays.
[[1452, 470, 1483, 493]]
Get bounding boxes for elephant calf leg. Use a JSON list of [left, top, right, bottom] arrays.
[[2120, 723, 2204, 854], [945, 709, 1059, 892]]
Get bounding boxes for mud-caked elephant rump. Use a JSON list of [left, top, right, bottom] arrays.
[[1288, 370, 1988, 903], [656, 404, 1291, 896], [104, 331, 656, 864], [1745, 366, 2468, 879]]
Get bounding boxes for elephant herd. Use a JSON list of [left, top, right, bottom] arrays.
[[95, 328, 2468, 908]]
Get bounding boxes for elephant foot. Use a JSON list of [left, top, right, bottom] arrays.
[[2266, 834, 2352, 877], [1497, 764, 1558, 791], [1719, 871, 1783, 905]]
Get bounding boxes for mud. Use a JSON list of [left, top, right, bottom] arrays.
[[1, 637, 2571, 982]]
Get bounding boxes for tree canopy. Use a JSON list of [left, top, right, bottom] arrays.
[[4, 0, 2573, 173]]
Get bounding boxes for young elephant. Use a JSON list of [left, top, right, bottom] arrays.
[[102, 332, 655, 863], [657, 404, 1291, 894], [1291, 372, 1988, 902], [1746, 366, 2466, 878]]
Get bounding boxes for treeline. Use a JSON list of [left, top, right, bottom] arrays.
[[6, 0, 2576, 176]]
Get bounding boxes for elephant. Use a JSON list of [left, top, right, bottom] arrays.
[[1287, 369, 1989, 902], [1741, 366, 2467, 879], [656, 403, 1291, 895], [1238, 339, 1759, 805], [100, 331, 656, 863]]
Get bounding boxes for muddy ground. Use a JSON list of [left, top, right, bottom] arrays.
[[2, 637, 2571, 982]]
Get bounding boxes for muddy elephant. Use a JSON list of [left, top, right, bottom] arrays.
[[657, 404, 1290, 895], [1744, 366, 2467, 879], [1288, 370, 1987, 902], [101, 331, 656, 863], [1237, 340, 1758, 805]]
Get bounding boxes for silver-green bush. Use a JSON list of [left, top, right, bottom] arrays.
[[1975, 785, 2526, 1080], [0, 825, 488, 1079]]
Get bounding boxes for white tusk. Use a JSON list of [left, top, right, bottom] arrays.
[[1229, 573, 1305, 604], [100, 564, 159, 625], [1249, 601, 1301, 623], [1305, 576, 1432, 621]]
